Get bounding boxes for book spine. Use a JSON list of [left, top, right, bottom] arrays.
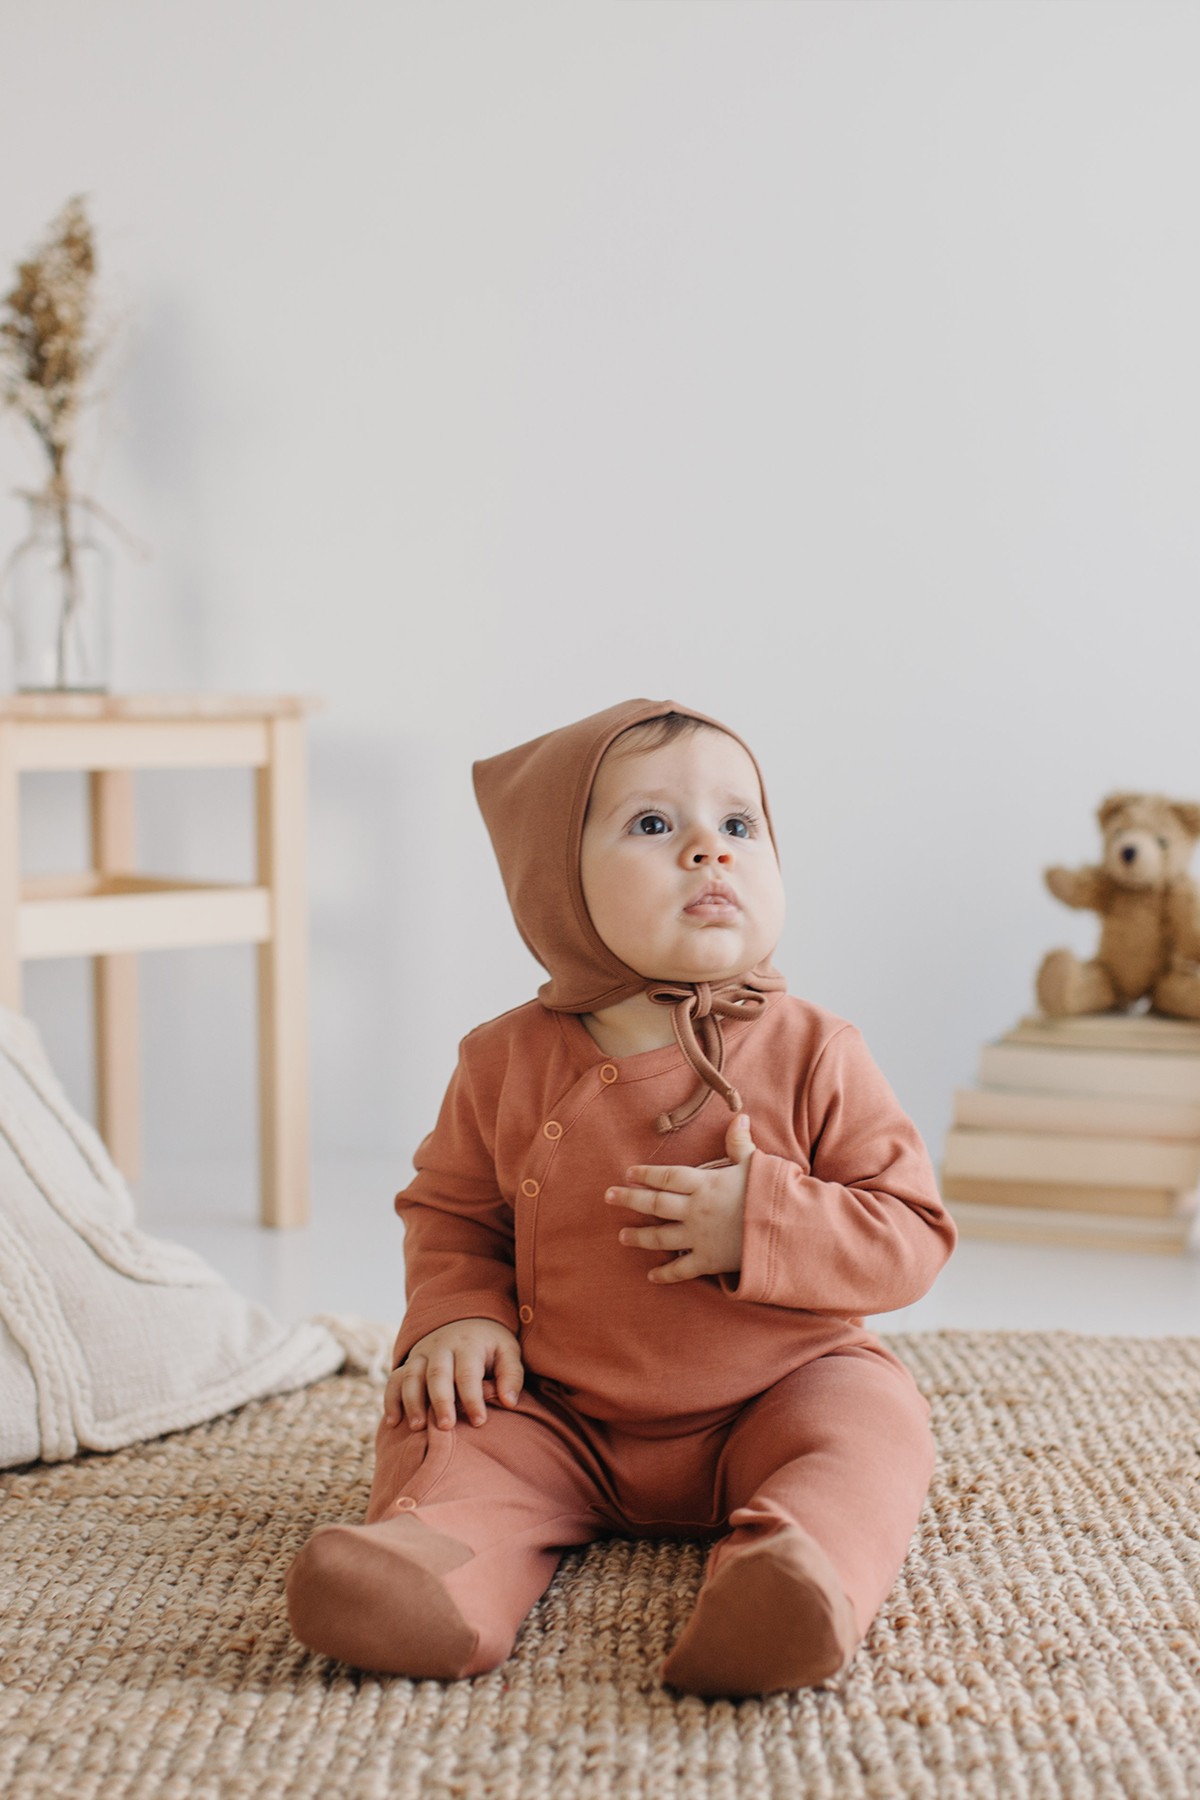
[[942, 1127, 1200, 1188], [952, 1087, 1200, 1139], [1009, 1014, 1200, 1052], [944, 1198, 1194, 1254], [939, 1172, 1191, 1218], [979, 1043, 1200, 1101]]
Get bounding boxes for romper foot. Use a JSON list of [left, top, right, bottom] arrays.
[[285, 1513, 478, 1678], [659, 1525, 859, 1697]]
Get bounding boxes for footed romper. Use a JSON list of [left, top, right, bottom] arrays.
[[286, 1336, 935, 1691], [287, 991, 954, 1692]]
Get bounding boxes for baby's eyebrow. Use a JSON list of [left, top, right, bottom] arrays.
[[602, 789, 759, 821], [596, 793, 657, 823]]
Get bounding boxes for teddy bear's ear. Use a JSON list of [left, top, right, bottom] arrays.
[[1097, 792, 1138, 829], [1170, 802, 1200, 838]]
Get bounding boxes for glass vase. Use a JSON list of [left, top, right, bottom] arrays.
[[8, 494, 112, 692]]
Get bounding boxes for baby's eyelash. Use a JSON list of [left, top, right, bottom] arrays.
[[624, 807, 761, 835]]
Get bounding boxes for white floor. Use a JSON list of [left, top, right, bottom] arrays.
[[133, 1158, 1200, 1340]]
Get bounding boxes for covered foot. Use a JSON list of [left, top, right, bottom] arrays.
[[1036, 949, 1120, 1017], [1153, 964, 1200, 1021], [660, 1525, 859, 1697], [285, 1513, 478, 1677]]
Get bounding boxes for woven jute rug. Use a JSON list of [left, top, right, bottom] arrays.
[[2, 1327, 1200, 1800]]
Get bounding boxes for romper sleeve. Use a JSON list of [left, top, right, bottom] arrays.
[[390, 1041, 519, 1368], [720, 1023, 956, 1315]]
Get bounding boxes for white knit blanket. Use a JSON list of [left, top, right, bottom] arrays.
[[0, 1007, 345, 1468]]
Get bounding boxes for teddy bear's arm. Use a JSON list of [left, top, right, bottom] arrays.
[[1043, 864, 1110, 911], [1166, 876, 1200, 960]]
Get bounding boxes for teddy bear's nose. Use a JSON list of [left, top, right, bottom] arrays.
[[1120, 844, 1138, 864]]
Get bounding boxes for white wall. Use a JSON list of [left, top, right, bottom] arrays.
[[2, 0, 1198, 1187]]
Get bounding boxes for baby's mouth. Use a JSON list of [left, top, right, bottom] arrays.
[[684, 886, 740, 916]]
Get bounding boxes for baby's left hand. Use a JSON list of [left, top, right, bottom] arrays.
[[604, 1112, 756, 1283]]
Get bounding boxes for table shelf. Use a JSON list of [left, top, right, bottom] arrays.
[[0, 693, 317, 1227], [19, 874, 272, 958]]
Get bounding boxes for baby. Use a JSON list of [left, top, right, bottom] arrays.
[[286, 698, 956, 1696]]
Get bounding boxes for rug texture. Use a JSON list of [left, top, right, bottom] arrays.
[[2, 1326, 1199, 1800]]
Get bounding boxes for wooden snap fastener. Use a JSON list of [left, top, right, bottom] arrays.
[[520, 1178, 540, 1198], [543, 1120, 563, 1139], [519, 1304, 534, 1324], [600, 1064, 618, 1084], [394, 1495, 417, 1511]]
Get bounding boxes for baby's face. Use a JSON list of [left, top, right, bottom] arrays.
[[580, 728, 785, 985]]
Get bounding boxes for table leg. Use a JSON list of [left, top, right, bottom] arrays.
[[0, 724, 20, 1009], [90, 769, 141, 1181], [256, 716, 310, 1228]]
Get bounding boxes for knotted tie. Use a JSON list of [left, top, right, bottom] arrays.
[[646, 969, 787, 1132]]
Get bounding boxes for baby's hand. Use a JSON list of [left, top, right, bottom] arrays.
[[604, 1112, 755, 1284], [384, 1318, 524, 1432]]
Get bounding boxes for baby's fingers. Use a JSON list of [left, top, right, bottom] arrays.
[[605, 1186, 686, 1219], [493, 1340, 525, 1409], [425, 1355, 460, 1431], [454, 1351, 489, 1428], [383, 1368, 406, 1427], [396, 1356, 432, 1430], [619, 1222, 689, 1251], [648, 1251, 705, 1284]]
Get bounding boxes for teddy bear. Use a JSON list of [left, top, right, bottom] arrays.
[[1035, 791, 1200, 1019]]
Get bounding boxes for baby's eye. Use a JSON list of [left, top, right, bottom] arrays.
[[721, 813, 757, 838], [632, 812, 670, 836]]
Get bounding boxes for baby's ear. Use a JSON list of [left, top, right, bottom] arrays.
[[1170, 801, 1200, 839]]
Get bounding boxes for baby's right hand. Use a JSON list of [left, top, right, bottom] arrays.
[[384, 1318, 525, 1433]]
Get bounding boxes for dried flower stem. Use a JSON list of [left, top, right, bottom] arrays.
[[0, 195, 106, 686]]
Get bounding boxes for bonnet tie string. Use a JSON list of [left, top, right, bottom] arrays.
[[645, 970, 786, 1133]]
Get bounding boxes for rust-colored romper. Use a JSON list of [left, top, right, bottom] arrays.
[[359, 990, 955, 1678], [286, 696, 955, 1690]]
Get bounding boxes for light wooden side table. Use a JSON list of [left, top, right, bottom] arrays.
[[0, 693, 318, 1228]]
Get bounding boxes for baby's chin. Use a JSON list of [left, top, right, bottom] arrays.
[[630, 948, 776, 987]]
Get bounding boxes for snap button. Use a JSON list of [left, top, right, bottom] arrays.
[[600, 1064, 618, 1084], [520, 1178, 540, 1198], [519, 1304, 534, 1324], [394, 1495, 417, 1512], [543, 1120, 563, 1140]]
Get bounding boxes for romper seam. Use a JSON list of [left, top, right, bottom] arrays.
[[517, 1065, 629, 1319], [404, 1426, 458, 1506], [766, 1153, 785, 1301], [800, 1023, 856, 1165]]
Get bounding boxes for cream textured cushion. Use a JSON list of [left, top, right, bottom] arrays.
[[0, 1006, 345, 1468]]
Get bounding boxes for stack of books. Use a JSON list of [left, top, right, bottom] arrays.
[[940, 1010, 1200, 1253]]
